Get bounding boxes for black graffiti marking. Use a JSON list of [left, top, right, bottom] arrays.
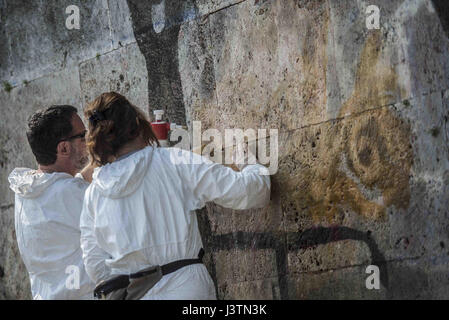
[[431, 0, 449, 39], [197, 209, 389, 299], [127, 0, 201, 126]]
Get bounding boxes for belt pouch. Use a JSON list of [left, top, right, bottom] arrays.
[[125, 265, 163, 300]]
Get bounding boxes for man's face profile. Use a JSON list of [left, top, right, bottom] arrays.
[[68, 114, 89, 170]]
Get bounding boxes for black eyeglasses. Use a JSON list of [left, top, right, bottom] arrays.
[[59, 130, 86, 143]]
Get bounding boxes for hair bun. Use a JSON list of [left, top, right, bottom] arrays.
[[89, 110, 106, 126]]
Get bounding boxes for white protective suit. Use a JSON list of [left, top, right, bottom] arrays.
[[8, 168, 95, 300], [80, 146, 271, 300]]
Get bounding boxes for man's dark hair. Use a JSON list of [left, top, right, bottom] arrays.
[[26, 105, 78, 165]]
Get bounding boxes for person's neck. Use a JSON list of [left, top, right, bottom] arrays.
[[38, 162, 76, 176], [115, 138, 147, 160]]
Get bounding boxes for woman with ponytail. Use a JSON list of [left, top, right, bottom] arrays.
[[80, 92, 270, 300]]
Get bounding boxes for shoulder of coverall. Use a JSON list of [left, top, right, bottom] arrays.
[[89, 145, 154, 199], [8, 167, 84, 199]]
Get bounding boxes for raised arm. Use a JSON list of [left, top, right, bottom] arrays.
[[170, 148, 271, 211]]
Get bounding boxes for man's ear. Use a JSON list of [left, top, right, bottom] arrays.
[[57, 141, 72, 157]]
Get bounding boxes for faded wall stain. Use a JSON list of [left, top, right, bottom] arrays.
[[281, 31, 413, 222], [203, 0, 330, 133]]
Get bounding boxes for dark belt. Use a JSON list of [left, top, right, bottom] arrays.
[[94, 248, 205, 299]]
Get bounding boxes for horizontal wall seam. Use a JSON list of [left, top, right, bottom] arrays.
[[217, 275, 281, 286], [287, 255, 423, 276], [215, 254, 424, 286], [203, 0, 248, 17], [132, 0, 249, 35], [77, 40, 138, 67], [278, 87, 449, 135], [0, 203, 14, 210], [2, 41, 138, 88]]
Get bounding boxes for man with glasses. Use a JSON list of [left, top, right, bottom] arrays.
[[8, 105, 96, 299]]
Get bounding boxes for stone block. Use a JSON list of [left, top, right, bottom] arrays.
[[0, 0, 112, 84], [79, 42, 149, 115]]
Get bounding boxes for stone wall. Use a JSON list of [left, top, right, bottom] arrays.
[[0, 0, 448, 299]]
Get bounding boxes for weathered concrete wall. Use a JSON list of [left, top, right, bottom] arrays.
[[1, 0, 448, 299]]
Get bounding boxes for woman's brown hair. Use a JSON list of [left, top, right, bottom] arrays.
[[84, 92, 160, 166]]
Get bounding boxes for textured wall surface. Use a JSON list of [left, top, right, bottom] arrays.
[[0, 0, 448, 299]]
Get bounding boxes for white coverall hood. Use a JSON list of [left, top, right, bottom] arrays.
[[91, 147, 153, 199], [9, 167, 73, 199]]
